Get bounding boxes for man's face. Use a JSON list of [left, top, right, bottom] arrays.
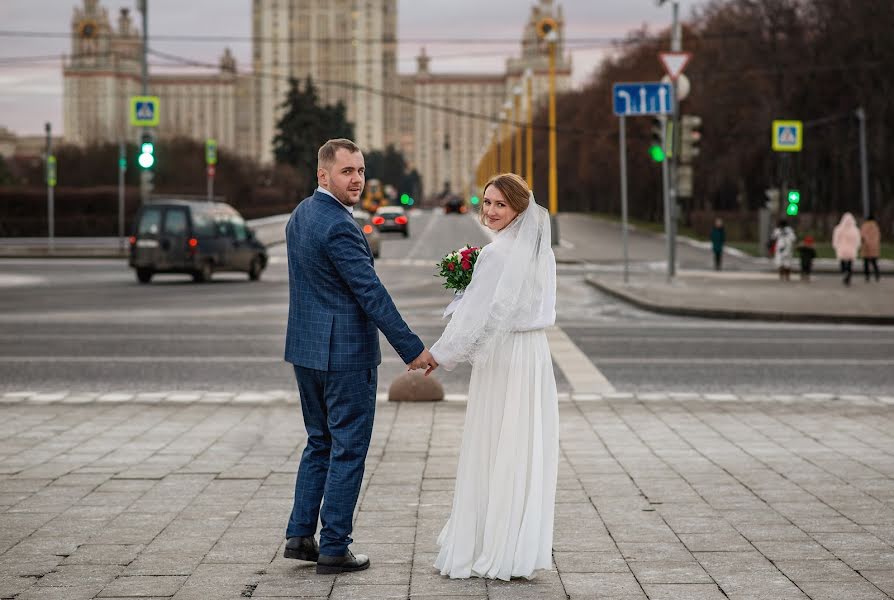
[[318, 148, 365, 206]]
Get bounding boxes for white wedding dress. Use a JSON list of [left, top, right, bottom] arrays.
[[431, 200, 559, 581]]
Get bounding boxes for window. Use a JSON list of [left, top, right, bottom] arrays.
[[191, 210, 216, 237], [137, 207, 162, 235], [230, 216, 248, 241], [163, 208, 188, 236]]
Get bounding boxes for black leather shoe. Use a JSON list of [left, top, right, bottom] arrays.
[[316, 549, 370, 574], [283, 536, 319, 562]]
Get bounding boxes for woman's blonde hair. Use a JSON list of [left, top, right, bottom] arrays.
[[479, 173, 531, 225]]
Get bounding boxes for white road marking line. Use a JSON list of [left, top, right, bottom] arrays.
[[408, 210, 443, 258], [589, 357, 894, 366], [546, 326, 615, 394]]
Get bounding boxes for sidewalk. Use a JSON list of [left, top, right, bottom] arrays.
[[587, 270, 894, 324], [553, 213, 894, 274], [2, 392, 893, 599], [0, 215, 289, 258]]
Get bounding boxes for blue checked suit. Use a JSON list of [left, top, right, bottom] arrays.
[[284, 190, 424, 556]]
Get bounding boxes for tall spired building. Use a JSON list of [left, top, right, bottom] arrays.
[[63, 0, 247, 152], [252, 0, 398, 162], [62, 0, 569, 198]]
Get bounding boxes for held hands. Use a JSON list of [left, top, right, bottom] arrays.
[[408, 348, 439, 377]]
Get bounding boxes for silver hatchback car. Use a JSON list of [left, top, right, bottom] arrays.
[[353, 210, 381, 258]]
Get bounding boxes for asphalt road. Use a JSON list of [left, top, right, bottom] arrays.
[[1, 208, 892, 395]]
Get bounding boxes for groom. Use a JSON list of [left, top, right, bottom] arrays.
[[283, 138, 436, 574]]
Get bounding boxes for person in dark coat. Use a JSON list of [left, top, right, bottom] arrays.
[[710, 218, 726, 271], [797, 235, 817, 282]]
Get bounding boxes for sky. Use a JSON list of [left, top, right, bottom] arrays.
[[0, 0, 707, 136]]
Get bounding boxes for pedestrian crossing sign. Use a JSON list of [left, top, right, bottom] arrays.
[[130, 96, 160, 127], [772, 120, 802, 152]]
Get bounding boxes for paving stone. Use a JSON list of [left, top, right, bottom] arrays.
[[641, 583, 727, 600], [97, 575, 187, 597], [62, 544, 144, 566], [36, 565, 122, 587], [552, 551, 630, 573], [627, 560, 714, 584], [330, 583, 409, 599], [796, 580, 891, 600], [560, 572, 647, 599]]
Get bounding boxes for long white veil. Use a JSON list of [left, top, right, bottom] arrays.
[[432, 194, 555, 369]]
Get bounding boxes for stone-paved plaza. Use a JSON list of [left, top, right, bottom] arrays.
[[1, 393, 893, 599]]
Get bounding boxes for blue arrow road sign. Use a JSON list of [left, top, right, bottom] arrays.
[[612, 82, 674, 116]]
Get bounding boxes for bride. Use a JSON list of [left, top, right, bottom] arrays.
[[429, 173, 559, 581]]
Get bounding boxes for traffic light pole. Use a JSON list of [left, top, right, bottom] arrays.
[[619, 116, 630, 284], [856, 107, 870, 218], [668, 1, 681, 279], [45, 122, 54, 254], [139, 0, 150, 204], [118, 141, 126, 251], [661, 115, 673, 281]]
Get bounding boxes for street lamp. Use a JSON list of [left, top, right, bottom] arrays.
[[513, 86, 523, 175], [525, 68, 534, 189], [536, 16, 559, 244], [501, 101, 512, 173]]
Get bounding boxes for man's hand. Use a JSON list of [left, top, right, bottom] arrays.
[[408, 348, 439, 376]]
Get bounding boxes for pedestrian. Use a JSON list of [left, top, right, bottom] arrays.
[[832, 212, 861, 286], [430, 173, 558, 580], [283, 138, 437, 574], [710, 217, 726, 271], [860, 214, 881, 282], [771, 219, 797, 281], [797, 235, 817, 282]]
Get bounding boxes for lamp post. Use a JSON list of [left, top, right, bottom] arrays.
[[491, 124, 499, 177], [535, 16, 560, 244], [525, 68, 534, 189], [513, 86, 523, 175], [501, 101, 512, 173]]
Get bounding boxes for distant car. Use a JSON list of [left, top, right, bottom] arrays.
[[129, 199, 267, 284], [444, 196, 467, 215], [373, 206, 409, 237], [353, 210, 381, 258]]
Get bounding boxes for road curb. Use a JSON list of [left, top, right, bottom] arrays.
[[585, 275, 894, 325]]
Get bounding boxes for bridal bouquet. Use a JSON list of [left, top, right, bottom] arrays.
[[436, 245, 480, 293]]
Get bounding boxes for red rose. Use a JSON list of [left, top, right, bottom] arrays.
[[461, 260, 471, 271], [447, 262, 455, 271]]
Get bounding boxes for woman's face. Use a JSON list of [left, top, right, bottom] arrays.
[[482, 186, 519, 231]]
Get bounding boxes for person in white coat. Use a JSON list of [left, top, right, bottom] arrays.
[[771, 219, 797, 281], [832, 212, 861, 286], [430, 173, 558, 581]]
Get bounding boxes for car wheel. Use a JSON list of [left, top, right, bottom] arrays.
[[136, 268, 153, 284], [193, 261, 213, 283], [248, 256, 263, 281]]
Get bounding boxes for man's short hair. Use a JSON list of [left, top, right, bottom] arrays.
[[318, 138, 361, 170]]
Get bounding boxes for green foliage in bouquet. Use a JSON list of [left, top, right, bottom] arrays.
[[436, 245, 481, 292]]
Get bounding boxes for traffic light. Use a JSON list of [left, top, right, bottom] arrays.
[[138, 132, 155, 169], [649, 117, 666, 163], [786, 189, 800, 216], [400, 193, 409, 205], [680, 115, 702, 163], [470, 195, 480, 206]]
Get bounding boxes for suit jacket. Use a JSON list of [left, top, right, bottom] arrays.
[[284, 190, 424, 371]]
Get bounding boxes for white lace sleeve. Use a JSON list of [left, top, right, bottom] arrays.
[[430, 245, 503, 371]]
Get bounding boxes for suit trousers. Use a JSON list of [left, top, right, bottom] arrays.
[[287, 365, 377, 556]]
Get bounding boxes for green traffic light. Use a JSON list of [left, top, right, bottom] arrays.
[[400, 193, 410, 205], [786, 203, 799, 216], [649, 144, 666, 163], [138, 152, 155, 169], [787, 190, 800, 204], [470, 195, 480, 205]]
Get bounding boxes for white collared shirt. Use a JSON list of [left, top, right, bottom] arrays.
[[316, 186, 353, 215]]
